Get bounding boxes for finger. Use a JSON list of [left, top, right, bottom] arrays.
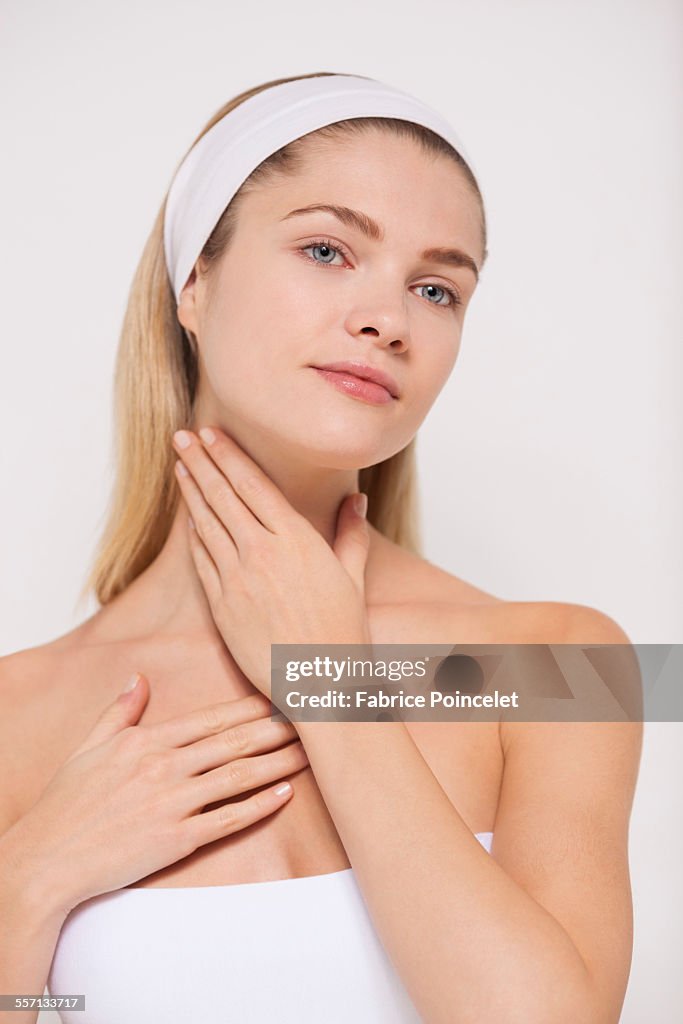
[[175, 460, 239, 567], [182, 779, 295, 851], [175, 449, 258, 556], [181, 740, 309, 811], [178, 716, 300, 775], [152, 693, 278, 748], [187, 514, 223, 601], [198, 426, 300, 535], [74, 674, 150, 757]]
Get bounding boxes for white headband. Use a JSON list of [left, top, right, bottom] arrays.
[[163, 74, 480, 302]]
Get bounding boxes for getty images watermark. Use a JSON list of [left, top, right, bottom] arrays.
[[270, 643, 682, 723]]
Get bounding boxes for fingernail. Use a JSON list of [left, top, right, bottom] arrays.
[[199, 427, 216, 446], [122, 673, 140, 694], [173, 430, 192, 449], [354, 493, 368, 518], [274, 782, 292, 797]]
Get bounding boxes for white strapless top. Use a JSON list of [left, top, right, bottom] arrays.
[[48, 831, 494, 1023]]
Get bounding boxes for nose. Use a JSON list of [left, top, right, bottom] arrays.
[[344, 294, 410, 354]]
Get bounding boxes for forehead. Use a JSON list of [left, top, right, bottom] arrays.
[[245, 128, 482, 253]]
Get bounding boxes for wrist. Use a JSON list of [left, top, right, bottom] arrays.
[[0, 821, 76, 924], [296, 717, 391, 751]]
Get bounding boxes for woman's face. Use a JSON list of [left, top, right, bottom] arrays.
[[179, 129, 484, 469]]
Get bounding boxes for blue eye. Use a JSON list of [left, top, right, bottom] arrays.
[[299, 238, 462, 308], [416, 284, 459, 307], [301, 241, 345, 265]]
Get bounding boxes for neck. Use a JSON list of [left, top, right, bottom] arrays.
[[98, 418, 367, 643]]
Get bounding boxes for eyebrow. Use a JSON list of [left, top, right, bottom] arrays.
[[280, 203, 480, 281]]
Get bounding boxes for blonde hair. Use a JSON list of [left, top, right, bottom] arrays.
[[80, 71, 487, 608]]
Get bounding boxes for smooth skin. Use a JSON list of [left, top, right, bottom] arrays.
[[5, 687, 306, 910], [0, 129, 641, 1023], [169, 428, 642, 1024], [0, 684, 307, 1024]]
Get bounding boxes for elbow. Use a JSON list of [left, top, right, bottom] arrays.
[[430, 989, 604, 1024], [522, 980, 613, 1024], [485, 973, 609, 1024]]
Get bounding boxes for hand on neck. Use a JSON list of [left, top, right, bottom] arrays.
[[96, 415, 369, 644]]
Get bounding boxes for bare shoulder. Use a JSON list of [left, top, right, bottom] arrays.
[[365, 526, 504, 615], [367, 527, 633, 645], [462, 598, 634, 644], [0, 643, 56, 829], [0, 619, 96, 715], [0, 639, 69, 723], [0, 627, 95, 829]]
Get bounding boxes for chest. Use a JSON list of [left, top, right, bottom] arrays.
[[132, 622, 501, 886], [27, 609, 505, 888], [122, 716, 502, 888]]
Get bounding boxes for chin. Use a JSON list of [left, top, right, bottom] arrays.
[[291, 429, 409, 470], [254, 398, 413, 467]]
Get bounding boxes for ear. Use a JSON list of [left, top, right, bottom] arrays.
[[176, 261, 205, 336]]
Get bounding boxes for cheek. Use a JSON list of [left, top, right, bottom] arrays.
[[406, 339, 461, 417], [212, 263, 321, 354], [197, 309, 315, 428]]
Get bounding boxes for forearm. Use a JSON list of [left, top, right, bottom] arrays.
[[0, 827, 69, 1024], [298, 719, 598, 1024]]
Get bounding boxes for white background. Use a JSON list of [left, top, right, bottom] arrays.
[[1, 0, 681, 1020]]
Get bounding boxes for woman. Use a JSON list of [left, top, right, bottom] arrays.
[[0, 71, 641, 1023]]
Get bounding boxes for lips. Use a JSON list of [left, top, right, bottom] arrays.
[[309, 361, 400, 399]]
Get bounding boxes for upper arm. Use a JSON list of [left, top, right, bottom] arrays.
[[0, 649, 51, 836], [494, 604, 643, 1022]]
